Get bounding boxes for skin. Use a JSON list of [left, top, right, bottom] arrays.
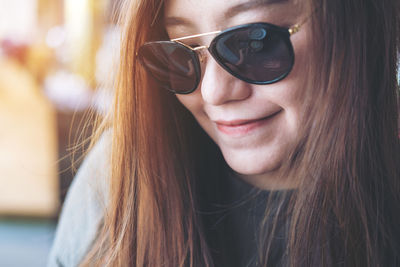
[[164, 0, 310, 190]]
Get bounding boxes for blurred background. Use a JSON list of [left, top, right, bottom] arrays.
[[0, 0, 120, 265]]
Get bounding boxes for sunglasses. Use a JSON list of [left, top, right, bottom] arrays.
[[137, 22, 302, 94]]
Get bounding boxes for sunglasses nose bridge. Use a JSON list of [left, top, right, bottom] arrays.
[[192, 46, 209, 63]]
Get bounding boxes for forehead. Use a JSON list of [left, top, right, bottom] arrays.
[[164, 0, 303, 31]]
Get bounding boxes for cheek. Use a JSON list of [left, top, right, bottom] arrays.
[[175, 91, 204, 117], [275, 25, 311, 126], [175, 92, 219, 145]]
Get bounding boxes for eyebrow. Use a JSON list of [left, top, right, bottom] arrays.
[[165, 0, 289, 28], [224, 0, 289, 20]]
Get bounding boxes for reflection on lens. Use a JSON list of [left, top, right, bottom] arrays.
[[249, 40, 263, 52], [249, 28, 267, 40], [216, 35, 241, 65], [138, 41, 199, 93]]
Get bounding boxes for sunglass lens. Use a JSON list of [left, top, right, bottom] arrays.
[[210, 24, 294, 84], [138, 41, 200, 93]]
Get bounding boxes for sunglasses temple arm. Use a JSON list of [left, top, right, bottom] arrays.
[[289, 7, 318, 35]]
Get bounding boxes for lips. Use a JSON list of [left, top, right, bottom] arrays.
[[215, 110, 282, 136]]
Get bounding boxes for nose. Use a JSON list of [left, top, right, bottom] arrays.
[[200, 55, 252, 106]]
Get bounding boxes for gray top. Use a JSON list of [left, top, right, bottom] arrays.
[[47, 131, 290, 267], [47, 132, 110, 267]]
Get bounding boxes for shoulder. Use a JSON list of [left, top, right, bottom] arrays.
[[47, 131, 112, 267]]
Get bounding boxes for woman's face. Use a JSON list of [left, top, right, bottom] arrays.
[[164, 0, 310, 189]]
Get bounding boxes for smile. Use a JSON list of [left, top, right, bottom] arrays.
[[215, 110, 282, 136]]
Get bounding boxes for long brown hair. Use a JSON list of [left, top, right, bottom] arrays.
[[83, 0, 400, 266]]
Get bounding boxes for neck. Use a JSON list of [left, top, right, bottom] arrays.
[[232, 168, 299, 191]]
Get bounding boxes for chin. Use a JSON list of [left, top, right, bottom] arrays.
[[222, 152, 282, 177]]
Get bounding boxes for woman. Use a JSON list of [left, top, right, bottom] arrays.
[[48, 0, 400, 266]]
